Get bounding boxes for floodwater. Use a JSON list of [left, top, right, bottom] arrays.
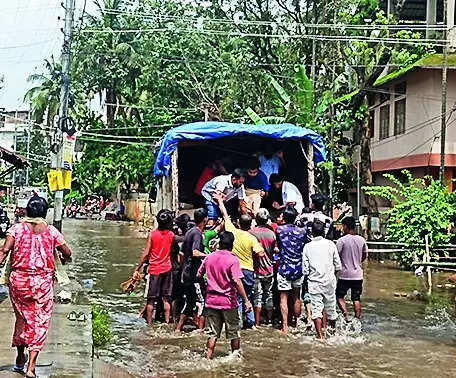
[[64, 219, 456, 378]]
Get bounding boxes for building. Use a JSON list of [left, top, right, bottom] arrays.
[[379, 0, 455, 42], [0, 110, 28, 151], [369, 54, 456, 190], [0, 110, 29, 185]]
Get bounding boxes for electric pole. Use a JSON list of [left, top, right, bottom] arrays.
[[440, 0, 448, 183], [53, 0, 75, 231], [25, 116, 30, 186]]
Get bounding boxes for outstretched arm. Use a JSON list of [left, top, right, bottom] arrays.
[[0, 235, 14, 264], [135, 233, 152, 273], [234, 279, 252, 313], [215, 194, 229, 220]]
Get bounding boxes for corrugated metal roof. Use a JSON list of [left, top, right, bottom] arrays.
[[0, 147, 29, 168]]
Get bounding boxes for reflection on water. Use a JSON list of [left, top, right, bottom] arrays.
[[63, 220, 456, 377]]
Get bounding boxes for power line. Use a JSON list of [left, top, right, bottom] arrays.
[[381, 118, 456, 171], [96, 8, 449, 31], [78, 137, 154, 146], [101, 102, 199, 111], [0, 114, 54, 132], [0, 40, 56, 50], [80, 131, 161, 139], [372, 109, 454, 148], [78, 27, 446, 46], [82, 122, 179, 132]]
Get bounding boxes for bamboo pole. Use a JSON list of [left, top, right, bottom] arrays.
[[425, 235, 432, 294], [411, 262, 456, 267]]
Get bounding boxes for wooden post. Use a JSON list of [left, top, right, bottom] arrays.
[[306, 142, 315, 205], [425, 234, 432, 294], [171, 150, 179, 213]]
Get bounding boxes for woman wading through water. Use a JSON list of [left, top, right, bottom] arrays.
[[0, 196, 72, 377]]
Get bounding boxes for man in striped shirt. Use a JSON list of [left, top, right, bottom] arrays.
[[249, 208, 276, 326]]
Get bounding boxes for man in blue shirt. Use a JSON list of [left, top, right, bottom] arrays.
[[244, 158, 269, 215], [276, 206, 307, 334]]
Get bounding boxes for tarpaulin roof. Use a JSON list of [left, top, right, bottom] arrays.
[[153, 121, 327, 177]]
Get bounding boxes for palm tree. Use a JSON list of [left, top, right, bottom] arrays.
[[24, 56, 61, 126]]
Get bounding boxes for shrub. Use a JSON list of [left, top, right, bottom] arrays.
[[364, 170, 456, 268], [92, 304, 112, 347]]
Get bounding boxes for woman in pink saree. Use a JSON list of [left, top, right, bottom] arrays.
[[0, 196, 71, 377]]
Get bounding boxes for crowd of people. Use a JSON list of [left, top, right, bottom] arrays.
[[134, 153, 368, 359]]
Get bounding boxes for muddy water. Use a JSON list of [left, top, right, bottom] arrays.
[[64, 220, 456, 378]]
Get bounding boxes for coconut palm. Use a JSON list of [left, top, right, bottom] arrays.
[[24, 56, 61, 126]]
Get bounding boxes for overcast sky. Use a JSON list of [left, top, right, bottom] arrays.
[[0, 0, 94, 111]]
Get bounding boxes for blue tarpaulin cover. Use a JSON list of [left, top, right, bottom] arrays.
[[153, 122, 327, 177]]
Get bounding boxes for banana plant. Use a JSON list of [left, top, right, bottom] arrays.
[[246, 64, 337, 128]]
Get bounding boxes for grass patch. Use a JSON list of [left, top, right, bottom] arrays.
[[422, 293, 453, 314], [92, 304, 112, 347]]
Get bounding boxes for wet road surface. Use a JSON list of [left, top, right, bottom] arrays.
[[64, 219, 456, 378]]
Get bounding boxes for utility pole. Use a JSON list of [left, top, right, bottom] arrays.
[[440, 0, 448, 183], [25, 115, 31, 186], [53, 0, 75, 231]]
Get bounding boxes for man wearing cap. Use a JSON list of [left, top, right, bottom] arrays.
[[249, 208, 276, 326]]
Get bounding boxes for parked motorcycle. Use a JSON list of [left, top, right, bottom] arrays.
[[65, 198, 79, 218], [83, 196, 101, 218]]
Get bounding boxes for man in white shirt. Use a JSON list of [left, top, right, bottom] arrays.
[[303, 220, 341, 339], [269, 174, 304, 214], [201, 168, 247, 220]]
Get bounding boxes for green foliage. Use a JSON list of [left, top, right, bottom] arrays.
[[364, 171, 456, 268], [23, 0, 437, 202], [24, 57, 61, 126], [74, 144, 155, 196], [423, 293, 453, 315], [92, 304, 112, 347], [64, 189, 83, 204], [294, 65, 314, 125]]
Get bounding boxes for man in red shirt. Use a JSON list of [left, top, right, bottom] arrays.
[[197, 231, 252, 359], [134, 209, 181, 324]]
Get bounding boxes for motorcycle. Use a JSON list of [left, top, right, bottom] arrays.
[[65, 199, 79, 218], [83, 196, 101, 218]]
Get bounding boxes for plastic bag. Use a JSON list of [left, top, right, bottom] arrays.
[[120, 271, 143, 294], [0, 253, 12, 285]]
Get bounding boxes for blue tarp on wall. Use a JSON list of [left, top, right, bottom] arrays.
[[153, 122, 327, 177]]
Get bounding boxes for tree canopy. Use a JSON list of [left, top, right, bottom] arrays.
[[24, 0, 435, 203]]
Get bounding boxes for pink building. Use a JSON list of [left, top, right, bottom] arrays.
[[369, 54, 456, 190]]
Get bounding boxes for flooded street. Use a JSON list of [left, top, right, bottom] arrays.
[[64, 219, 456, 378]]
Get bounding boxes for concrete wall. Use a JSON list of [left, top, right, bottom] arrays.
[[370, 68, 456, 172]]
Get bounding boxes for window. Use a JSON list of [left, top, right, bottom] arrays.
[[380, 105, 390, 140], [394, 98, 406, 135], [394, 82, 406, 98], [379, 91, 390, 104], [368, 110, 375, 138]]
